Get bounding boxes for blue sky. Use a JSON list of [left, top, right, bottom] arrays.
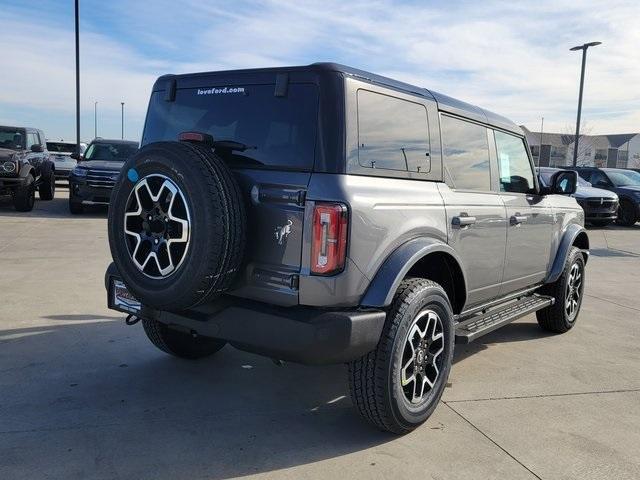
[[1, 0, 639, 142]]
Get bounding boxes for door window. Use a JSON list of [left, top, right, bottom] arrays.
[[494, 131, 535, 194], [589, 170, 611, 188], [357, 90, 430, 172], [26, 132, 40, 149], [441, 115, 491, 191]]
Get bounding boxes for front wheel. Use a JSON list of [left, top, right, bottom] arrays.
[[616, 199, 638, 226], [348, 278, 454, 434], [13, 176, 36, 211], [142, 318, 226, 359], [536, 247, 586, 333], [38, 166, 56, 201]]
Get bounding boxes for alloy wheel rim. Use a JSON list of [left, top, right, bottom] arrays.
[[400, 309, 445, 404], [565, 262, 583, 320], [123, 174, 191, 279]]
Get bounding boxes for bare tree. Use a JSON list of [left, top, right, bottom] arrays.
[[563, 122, 594, 167]]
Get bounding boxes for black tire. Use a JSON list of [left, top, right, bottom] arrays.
[[108, 141, 246, 311], [536, 247, 586, 333], [38, 163, 56, 200], [589, 219, 612, 228], [616, 199, 638, 226], [142, 318, 226, 359], [13, 175, 36, 212], [348, 278, 454, 434], [69, 199, 84, 214]]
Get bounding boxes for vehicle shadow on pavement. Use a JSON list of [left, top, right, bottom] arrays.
[[0, 321, 395, 479], [453, 321, 554, 365], [0, 196, 107, 219]]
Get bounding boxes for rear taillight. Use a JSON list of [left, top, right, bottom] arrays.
[[311, 203, 348, 275]]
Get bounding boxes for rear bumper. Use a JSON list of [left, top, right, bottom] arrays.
[[104, 264, 386, 365]]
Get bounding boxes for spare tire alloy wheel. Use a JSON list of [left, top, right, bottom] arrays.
[[124, 174, 190, 279]]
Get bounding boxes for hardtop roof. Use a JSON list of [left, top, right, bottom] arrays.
[[153, 62, 522, 136]]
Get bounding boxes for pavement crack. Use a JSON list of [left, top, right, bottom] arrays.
[[584, 293, 640, 312], [444, 402, 542, 480], [445, 387, 640, 404]]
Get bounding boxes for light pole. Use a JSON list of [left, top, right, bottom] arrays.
[[121, 102, 125, 139], [94, 101, 97, 139], [74, 0, 80, 156], [539, 116, 544, 166], [570, 41, 601, 166]]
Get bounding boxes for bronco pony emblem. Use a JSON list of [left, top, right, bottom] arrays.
[[274, 220, 293, 245]]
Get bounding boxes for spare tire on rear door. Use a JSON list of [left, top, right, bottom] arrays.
[[108, 141, 246, 311]]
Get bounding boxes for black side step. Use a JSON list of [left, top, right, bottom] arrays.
[[455, 294, 554, 344]]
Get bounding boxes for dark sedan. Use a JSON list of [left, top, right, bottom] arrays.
[[567, 167, 640, 226], [68, 138, 138, 214], [538, 167, 618, 227]]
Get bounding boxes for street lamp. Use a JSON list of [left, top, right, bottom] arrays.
[[121, 102, 125, 139], [74, 0, 80, 157], [570, 41, 601, 166], [94, 101, 97, 139]]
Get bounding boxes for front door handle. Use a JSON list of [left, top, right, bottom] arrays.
[[510, 214, 528, 226], [452, 215, 477, 227]]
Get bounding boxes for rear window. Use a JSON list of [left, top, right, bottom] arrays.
[[143, 84, 319, 170], [47, 142, 76, 153]]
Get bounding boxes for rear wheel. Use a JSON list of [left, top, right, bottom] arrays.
[[536, 247, 585, 333], [13, 176, 36, 211], [142, 318, 226, 359], [616, 199, 638, 226], [38, 164, 56, 200], [348, 278, 454, 434]]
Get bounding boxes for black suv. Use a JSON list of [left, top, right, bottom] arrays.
[[0, 125, 56, 211], [68, 138, 139, 214], [567, 167, 640, 226]]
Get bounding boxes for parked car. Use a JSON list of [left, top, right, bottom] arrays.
[[567, 167, 640, 226], [46, 140, 87, 183], [68, 138, 139, 214], [104, 63, 589, 434], [538, 167, 618, 227], [0, 125, 56, 211]]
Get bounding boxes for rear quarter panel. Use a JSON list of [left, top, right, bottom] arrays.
[[300, 173, 447, 307]]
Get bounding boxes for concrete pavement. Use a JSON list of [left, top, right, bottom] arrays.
[[1, 191, 639, 479]]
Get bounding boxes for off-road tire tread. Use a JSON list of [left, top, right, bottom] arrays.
[[38, 163, 56, 200], [348, 278, 445, 434], [13, 175, 35, 211]]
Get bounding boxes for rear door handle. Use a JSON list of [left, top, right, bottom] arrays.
[[452, 215, 477, 227], [510, 214, 528, 226]]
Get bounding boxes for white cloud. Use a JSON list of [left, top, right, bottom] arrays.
[[0, 0, 639, 140]]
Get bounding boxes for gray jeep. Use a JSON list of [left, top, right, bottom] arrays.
[[105, 63, 589, 434]]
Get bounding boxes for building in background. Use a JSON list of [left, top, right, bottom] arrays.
[[521, 126, 640, 169]]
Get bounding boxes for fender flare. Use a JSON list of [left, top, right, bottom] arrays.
[[360, 238, 468, 308], [18, 163, 35, 180], [545, 224, 589, 284]]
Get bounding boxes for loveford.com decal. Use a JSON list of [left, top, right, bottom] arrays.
[[197, 86, 246, 95]]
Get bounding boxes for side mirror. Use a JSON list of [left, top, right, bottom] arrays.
[[548, 170, 577, 195], [70, 153, 83, 161], [31, 144, 44, 153]]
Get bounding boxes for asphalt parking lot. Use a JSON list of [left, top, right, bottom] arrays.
[[1, 191, 639, 480]]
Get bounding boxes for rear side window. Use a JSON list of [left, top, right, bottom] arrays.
[[143, 84, 318, 171], [494, 131, 535, 194], [441, 115, 491, 191], [357, 90, 430, 172]]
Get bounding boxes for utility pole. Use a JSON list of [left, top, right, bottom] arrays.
[[570, 41, 601, 166], [74, 0, 80, 156], [121, 102, 125, 139]]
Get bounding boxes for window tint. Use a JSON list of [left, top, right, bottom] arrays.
[[494, 131, 535, 194], [587, 170, 609, 187], [143, 84, 318, 170], [26, 132, 39, 149], [84, 143, 138, 161], [441, 115, 491, 191], [357, 90, 430, 172]]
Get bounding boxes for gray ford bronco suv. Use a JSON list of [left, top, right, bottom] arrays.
[[105, 63, 589, 434]]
